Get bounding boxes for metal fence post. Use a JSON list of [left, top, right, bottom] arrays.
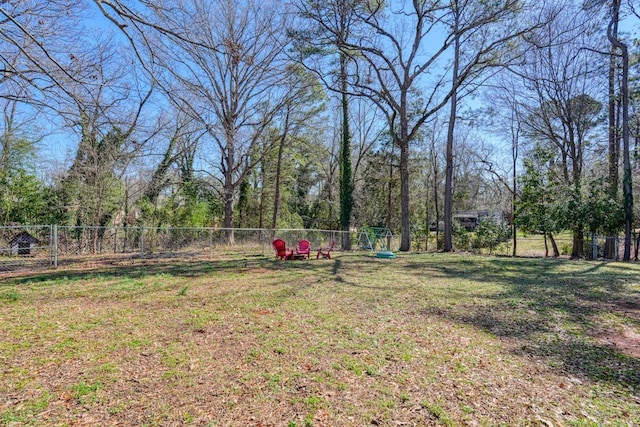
[[209, 228, 213, 259], [53, 224, 58, 269]]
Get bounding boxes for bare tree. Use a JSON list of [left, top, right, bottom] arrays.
[[0, 0, 92, 106], [440, 0, 544, 252], [57, 34, 153, 245], [298, 1, 452, 250], [96, 0, 299, 242], [296, 1, 541, 250], [481, 73, 529, 256]]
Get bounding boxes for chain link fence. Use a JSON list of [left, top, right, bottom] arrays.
[[0, 226, 346, 274], [0, 225, 54, 273], [487, 233, 633, 260], [0, 225, 635, 275]]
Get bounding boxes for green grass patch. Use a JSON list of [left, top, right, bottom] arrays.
[[0, 391, 53, 424], [0, 252, 639, 425], [71, 381, 102, 401], [0, 289, 20, 302], [422, 400, 455, 426]]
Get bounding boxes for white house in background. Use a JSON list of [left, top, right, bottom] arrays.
[[453, 210, 502, 231]]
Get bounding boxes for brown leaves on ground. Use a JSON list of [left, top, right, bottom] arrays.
[[1, 253, 639, 426]]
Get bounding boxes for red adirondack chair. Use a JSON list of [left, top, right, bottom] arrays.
[[296, 239, 311, 259], [316, 241, 335, 259], [272, 239, 291, 260]]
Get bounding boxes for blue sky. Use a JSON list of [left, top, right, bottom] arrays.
[[31, 2, 640, 182]]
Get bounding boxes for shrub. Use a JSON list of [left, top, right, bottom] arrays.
[[436, 220, 471, 251], [471, 220, 510, 253]]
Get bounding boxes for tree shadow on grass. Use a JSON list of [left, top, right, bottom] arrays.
[[405, 256, 640, 392], [4, 253, 639, 392], [327, 255, 416, 290], [0, 255, 325, 286], [0, 257, 334, 311]]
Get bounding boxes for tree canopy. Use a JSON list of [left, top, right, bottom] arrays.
[[0, 0, 638, 258]]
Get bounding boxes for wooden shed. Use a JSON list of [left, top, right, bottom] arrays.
[[9, 231, 38, 256]]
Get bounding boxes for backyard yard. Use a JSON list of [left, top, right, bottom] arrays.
[[1, 252, 639, 426]]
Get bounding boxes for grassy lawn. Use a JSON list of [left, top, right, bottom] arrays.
[[1, 252, 639, 426]]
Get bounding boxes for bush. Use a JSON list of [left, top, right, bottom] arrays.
[[471, 221, 510, 253], [436, 220, 471, 251]]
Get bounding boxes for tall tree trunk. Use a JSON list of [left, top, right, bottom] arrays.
[[634, 126, 640, 170], [548, 232, 559, 258], [432, 149, 440, 250], [543, 233, 549, 257], [444, 8, 460, 252], [608, 0, 632, 261], [271, 136, 283, 230], [608, 9, 619, 196], [386, 159, 393, 231], [605, 5, 620, 259], [511, 118, 518, 257], [444, 116, 455, 252], [258, 159, 267, 241], [399, 138, 411, 251], [621, 48, 632, 261], [223, 144, 235, 244], [271, 110, 290, 231], [425, 172, 430, 252], [339, 52, 353, 251], [572, 228, 584, 259]]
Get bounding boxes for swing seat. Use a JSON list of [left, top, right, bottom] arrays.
[[375, 250, 396, 259]]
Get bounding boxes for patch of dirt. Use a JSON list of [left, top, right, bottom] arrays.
[[600, 326, 640, 358], [615, 301, 640, 321]]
